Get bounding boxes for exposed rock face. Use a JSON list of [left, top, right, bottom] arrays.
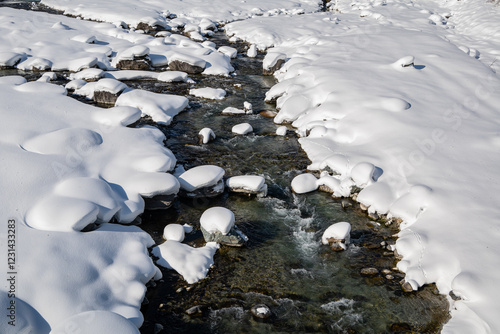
[[168, 60, 204, 74], [144, 194, 177, 210], [116, 58, 151, 70], [94, 90, 120, 105], [200, 224, 248, 247]]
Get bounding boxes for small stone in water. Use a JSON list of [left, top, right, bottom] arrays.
[[360, 268, 379, 276], [401, 281, 414, 293], [381, 269, 391, 275], [386, 275, 394, 280], [185, 305, 203, 316], [251, 304, 271, 319]]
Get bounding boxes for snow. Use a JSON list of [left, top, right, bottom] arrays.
[[218, 46, 238, 59], [163, 224, 186, 242], [200, 207, 235, 235], [321, 222, 351, 248], [115, 88, 189, 125], [222, 106, 247, 115], [232, 122, 253, 135], [189, 87, 227, 100], [177, 165, 225, 192], [152, 241, 219, 284], [247, 44, 258, 58], [291, 173, 319, 194], [198, 127, 216, 144], [50, 311, 140, 334], [226, 175, 267, 196], [276, 125, 287, 136], [95, 78, 128, 94], [226, 0, 500, 331]]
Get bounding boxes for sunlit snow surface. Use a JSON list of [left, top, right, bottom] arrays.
[[0, 0, 499, 332]]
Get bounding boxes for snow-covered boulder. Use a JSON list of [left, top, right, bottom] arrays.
[[115, 45, 151, 70], [226, 175, 267, 197], [263, 52, 286, 75], [50, 311, 139, 334], [198, 127, 216, 144], [222, 106, 246, 115], [168, 53, 207, 74], [177, 165, 225, 197], [189, 87, 226, 100], [163, 224, 185, 242], [322, 222, 351, 251], [218, 46, 237, 59], [199, 207, 248, 246], [93, 78, 128, 105], [276, 126, 288, 136], [157, 71, 189, 83], [291, 173, 319, 194], [232, 123, 253, 135]]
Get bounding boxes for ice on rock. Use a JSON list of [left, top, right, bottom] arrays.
[[274, 94, 311, 124], [51, 311, 140, 334], [276, 125, 287, 136], [189, 87, 226, 100], [350, 162, 377, 188], [226, 175, 267, 196], [198, 127, 216, 144], [200, 207, 235, 235], [291, 173, 319, 194], [178, 165, 225, 192], [115, 89, 189, 125], [157, 71, 188, 82], [152, 241, 219, 284], [71, 68, 105, 81], [163, 224, 185, 242], [322, 222, 351, 250], [232, 122, 253, 135], [218, 46, 238, 58]]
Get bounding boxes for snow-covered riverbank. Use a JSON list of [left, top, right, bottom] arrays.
[[0, 0, 499, 332]]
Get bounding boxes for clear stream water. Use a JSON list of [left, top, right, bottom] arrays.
[[0, 3, 450, 332]]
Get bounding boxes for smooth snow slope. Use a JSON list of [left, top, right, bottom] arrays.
[[226, 0, 500, 332]]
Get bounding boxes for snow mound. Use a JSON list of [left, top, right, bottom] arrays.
[[189, 87, 226, 100], [71, 68, 105, 81], [322, 222, 351, 249], [51, 311, 140, 334], [198, 127, 216, 144], [152, 241, 219, 284], [218, 46, 237, 58], [157, 71, 189, 82], [226, 175, 267, 196], [163, 224, 185, 242], [291, 173, 319, 194], [178, 165, 225, 192], [115, 89, 189, 125], [232, 123, 253, 135], [200, 207, 235, 235]]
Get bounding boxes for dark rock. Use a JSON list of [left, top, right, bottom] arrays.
[[200, 225, 248, 247], [145, 194, 177, 210], [136, 22, 164, 33], [154, 323, 164, 334], [116, 59, 151, 70], [390, 322, 412, 332], [168, 60, 204, 74], [94, 90, 120, 106], [401, 281, 414, 293], [259, 110, 278, 118], [185, 305, 204, 316], [250, 304, 271, 319], [360, 267, 379, 276], [263, 58, 285, 76], [179, 179, 225, 198]]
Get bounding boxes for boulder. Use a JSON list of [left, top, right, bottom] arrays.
[[251, 304, 271, 319], [116, 58, 151, 70], [200, 224, 248, 247]]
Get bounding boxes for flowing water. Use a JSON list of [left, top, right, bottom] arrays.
[[0, 3, 450, 331]]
